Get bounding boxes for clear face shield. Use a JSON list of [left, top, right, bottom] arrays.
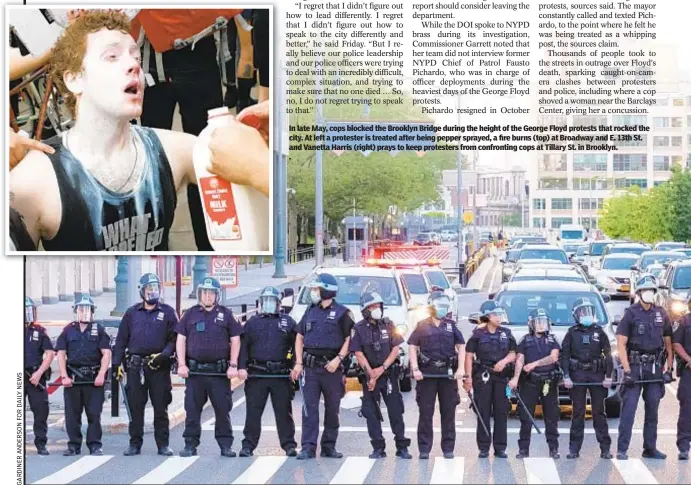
[[199, 288, 218, 308], [260, 295, 279, 314], [431, 296, 452, 319], [488, 308, 509, 325], [143, 282, 160, 303], [531, 315, 551, 334], [25, 306, 36, 324], [76, 305, 93, 323], [308, 283, 321, 304], [576, 305, 597, 325]]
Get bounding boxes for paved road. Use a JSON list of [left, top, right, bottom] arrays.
[[25, 284, 688, 484]]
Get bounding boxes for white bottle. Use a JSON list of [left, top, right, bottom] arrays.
[[193, 107, 269, 252]]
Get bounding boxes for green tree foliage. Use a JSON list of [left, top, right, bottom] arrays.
[[501, 213, 521, 227], [598, 168, 691, 242]]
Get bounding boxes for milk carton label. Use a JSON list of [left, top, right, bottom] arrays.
[[199, 176, 242, 240]]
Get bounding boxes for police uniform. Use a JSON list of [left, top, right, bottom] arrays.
[[176, 303, 243, 454], [673, 314, 691, 459], [350, 317, 411, 455], [297, 300, 355, 455], [24, 323, 53, 453], [465, 325, 516, 455], [408, 316, 465, 456], [516, 333, 561, 455], [56, 321, 111, 454], [239, 312, 298, 454], [112, 302, 178, 453], [561, 322, 612, 456], [616, 303, 672, 456]]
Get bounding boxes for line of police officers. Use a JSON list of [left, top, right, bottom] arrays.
[[23, 272, 691, 461]]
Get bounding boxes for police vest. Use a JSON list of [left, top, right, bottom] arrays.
[[356, 319, 392, 367], [627, 306, 665, 353], [678, 317, 691, 355], [418, 317, 457, 360], [246, 314, 293, 361], [523, 334, 557, 373], [303, 303, 348, 350], [64, 323, 105, 366], [475, 327, 511, 366], [570, 325, 605, 363]]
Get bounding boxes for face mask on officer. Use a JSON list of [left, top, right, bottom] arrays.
[[576, 305, 596, 326], [76, 306, 92, 323], [432, 299, 451, 319], [533, 316, 550, 334], [261, 297, 278, 314], [640, 290, 655, 304], [369, 304, 383, 321], [144, 283, 160, 304], [200, 289, 217, 308], [309, 288, 321, 305]]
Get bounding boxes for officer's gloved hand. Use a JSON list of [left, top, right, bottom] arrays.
[[148, 353, 167, 369], [623, 372, 636, 387], [115, 365, 125, 381], [602, 377, 613, 388], [563, 377, 573, 389], [663, 370, 674, 384]]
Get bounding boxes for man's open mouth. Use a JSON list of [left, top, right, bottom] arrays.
[[124, 80, 141, 95]]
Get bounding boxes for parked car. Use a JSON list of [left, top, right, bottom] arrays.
[[656, 260, 691, 321], [654, 241, 687, 252], [629, 250, 688, 302], [594, 253, 640, 298]]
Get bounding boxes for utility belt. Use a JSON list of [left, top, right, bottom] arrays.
[[419, 352, 458, 372], [247, 359, 291, 375], [187, 359, 229, 374], [569, 357, 605, 373], [126, 353, 169, 371], [356, 360, 401, 380], [67, 364, 100, 383], [525, 368, 562, 385], [25, 365, 51, 381], [627, 350, 664, 366], [473, 360, 513, 380], [303, 352, 338, 369]]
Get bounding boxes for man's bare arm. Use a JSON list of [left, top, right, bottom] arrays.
[[153, 129, 198, 192]]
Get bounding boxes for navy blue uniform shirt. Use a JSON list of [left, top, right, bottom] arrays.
[[56, 322, 110, 366], [239, 313, 297, 369], [176, 304, 243, 362], [25, 324, 53, 369], [112, 302, 178, 366]]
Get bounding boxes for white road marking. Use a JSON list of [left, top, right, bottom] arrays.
[[341, 391, 363, 410], [430, 456, 465, 484], [666, 384, 677, 397], [225, 426, 679, 434], [132, 457, 199, 484], [523, 457, 561, 484], [33, 455, 113, 484], [330, 456, 375, 484], [233, 456, 287, 484], [613, 458, 659, 484]]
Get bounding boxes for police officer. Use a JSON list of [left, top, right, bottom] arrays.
[[238, 286, 298, 457], [56, 295, 111, 456], [463, 300, 516, 459], [616, 275, 674, 460], [176, 277, 243, 457], [509, 308, 561, 459], [673, 293, 691, 461], [561, 298, 613, 459], [24, 297, 54, 455], [112, 273, 178, 457], [408, 291, 465, 459], [350, 292, 412, 459], [291, 273, 355, 460]]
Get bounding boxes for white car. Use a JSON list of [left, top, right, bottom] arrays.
[[594, 253, 639, 298], [420, 265, 457, 315], [440, 230, 458, 242], [287, 265, 432, 392], [398, 267, 431, 308]]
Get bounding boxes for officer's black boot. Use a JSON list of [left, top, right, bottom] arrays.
[[123, 445, 141, 456], [395, 448, 412, 459], [494, 451, 508, 459], [285, 446, 297, 457], [567, 451, 580, 459], [642, 449, 666, 460], [221, 446, 236, 457], [616, 451, 628, 460], [679, 451, 689, 461], [158, 446, 173, 456], [63, 447, 81, 457], [89, 446, 103, 456], [239, 447, 253, 457], [321, 448, 344, 459], [179, 445, 197, 457], [516, 449, 529, 459], [369, 448, 386, 459], [600, 450, 613, 459], [478, 450, 490, 458], [36, 445, 49, 456], [419, 451, 430, 459], [443, 452, 454, 459], [549, 449, 560, 459], [296, 448, 316, 460]]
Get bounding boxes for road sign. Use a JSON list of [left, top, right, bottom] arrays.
[[463, 211, 474, 224], [210, 256, 238, 288]]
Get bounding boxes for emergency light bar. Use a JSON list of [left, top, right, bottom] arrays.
[[363, 258, 441, 268]]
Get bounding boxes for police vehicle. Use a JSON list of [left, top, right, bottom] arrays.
[[286, 261, 447, 392], [471, 280, 622, 417]]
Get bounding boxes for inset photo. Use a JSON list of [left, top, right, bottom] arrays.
[[7, 6, 272, 254]]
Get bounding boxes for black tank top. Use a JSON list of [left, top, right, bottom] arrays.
[[42, 126, 177, 251]]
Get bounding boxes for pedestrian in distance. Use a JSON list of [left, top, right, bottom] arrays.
[[24, 297, 55, 455], [291, 273, 355, 460], [238, 286, 298, 457], [509, 308, 561, 459], [56, 294, 111, 456], [176, 277, 242, 457], [463, 300, 516, 459], [112, 273, 178, 457], [408, 291, 465, 459], [615, 275, 675, 460], [350, 291, 412, 459], [561, 298, 613, 459]]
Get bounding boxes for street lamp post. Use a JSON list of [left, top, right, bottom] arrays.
[[273, 60, 287, 278]]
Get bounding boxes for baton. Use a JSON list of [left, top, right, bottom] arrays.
[[299, 372, 308, 419], [188, 371, 229, 377], [25, 370, 45, 391], [247, 374, 291, 379], [512, 389, 542, 434], [421, 373, 454, 379], [466, 390, 491, 438], [118, 378, 131, 421], [569, 378, 665, 387]]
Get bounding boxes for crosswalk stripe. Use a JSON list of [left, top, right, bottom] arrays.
[[223, 425, 678, 434], [232, 456, 287, 484], [33, 455, 113, 484], [132, 456, 198, 484], [613, 458, 659, 484], [341, 391, 363, 410], [330, 457, 375, 484], [666, 384, 677, 397], [430, 457, 465, 484], [523, 457, 561, 484], [202, 396, 247, 429]]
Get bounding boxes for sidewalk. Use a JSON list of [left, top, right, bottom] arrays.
[[467, 254, 498, 291]]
